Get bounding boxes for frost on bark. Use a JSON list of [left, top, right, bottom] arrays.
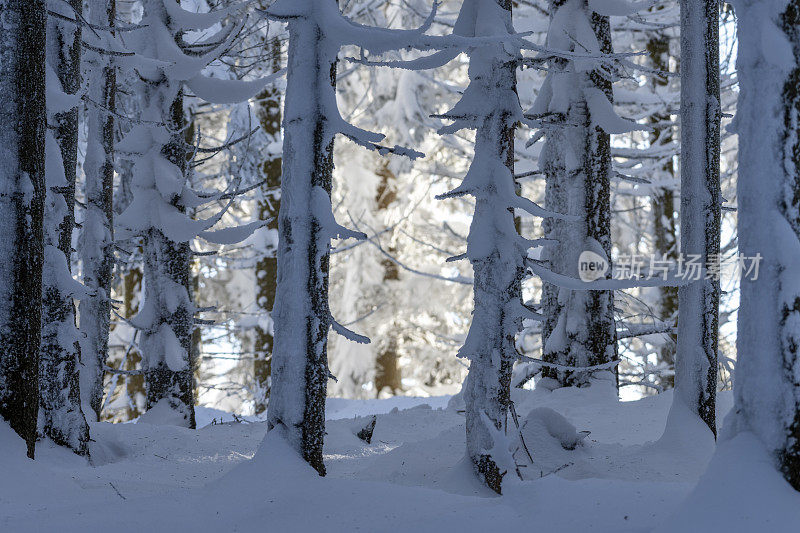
[[0, 0, 47, 459], [540, 0, 618, 387], [264, 0, 426, 476], [674, 0, 720, 437], [267, 13, 337, 476], [434, 0, 541, 494], [732, 0, 800, 491], [117, 0, 203, 428], [253, 37, 282, 415], [647, 32, 679, 389], [120, 0, 278, 427], [80, 0, 117, 422], [137, 83, 197, 428], [40, 0, 90, 454]]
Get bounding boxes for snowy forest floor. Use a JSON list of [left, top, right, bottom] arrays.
[[2, 384, 798, 532]]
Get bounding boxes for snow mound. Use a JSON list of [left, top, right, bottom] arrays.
[[654, 395, 716, 456], [136, 398, 191, 427], [513, 407, 587, 479], [656, 431, 800, 533], [522, 407, 588, 450]]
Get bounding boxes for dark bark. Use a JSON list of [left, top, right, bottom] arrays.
[[50, 1, 81, 261], [123, 267, 145, 421], [456, 0, 521, 495], [267, 12, 337, 477], [585, 13, 618, 384], [541, 4, 617, 387], [0, 0, 47, 459], [142, 231, 196, 428], [191, 269, 202, 402], [143, 88, 196, 429], [676, 0, 720, 437], [466, 109, 519, 495], [40, 0, 90, 454], [779, 0, 800, 491], [81, 0, 117, 421], [303, 77, 336, 476]]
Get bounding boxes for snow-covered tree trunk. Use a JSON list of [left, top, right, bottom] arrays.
[[265, 0, 427, 476], [647, 32, 679, 389], [731, 0, 800, 491], [674, 0, 720, 436], [253, 37, 282, 415], [80, 0, 117, 421], [0, 0, 47, 458], [40, 0, 90, 454], [434, 0, 528, 494], [116, 0, 204, 428], [139, 84, 197, 428], [140, 236, 195, 429], [119, 0, 272, 425], [267, 8, 338, 477], [540, 0, 618, 387]]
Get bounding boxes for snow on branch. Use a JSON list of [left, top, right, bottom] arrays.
[[517, 353, 620, 373], [186, 69, 285, 104]]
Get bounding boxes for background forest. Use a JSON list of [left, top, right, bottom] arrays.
[[2, 0, 800, 529], [83, 0, 738, 419]]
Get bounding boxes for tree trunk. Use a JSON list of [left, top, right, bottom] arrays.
[[141, 86, 196, 428], [109, 0, 142, 423], [733, 0, 800, 491], [40, 0, 91, 454], [253, 37, 282, 415], [80, 0, 117, 422], [267, 11, 337, 477], [141, 230, 196, 428], [374, 163, 402, 397], [439, 0, 523, 495], [541, 1, 618, 387], [674, 0, 720, 437], [118, 0, 198, 428], [123, 267, 145, 420], [0, 0, 47, 459], [183, 108, 201, 406], [647, 32, 679, 389]]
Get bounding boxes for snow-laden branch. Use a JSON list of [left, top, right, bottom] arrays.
[[517, 354, 620, 373]]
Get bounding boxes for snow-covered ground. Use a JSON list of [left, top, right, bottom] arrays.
[[1, 384, 798, 532]]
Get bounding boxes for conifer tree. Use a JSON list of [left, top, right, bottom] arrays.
[[80, 0, 118, 421], [673, 0, 720, 436], [731, 0, 800, 491], [539, 0, 618, 387], [40, 0, 91, 454], [262, 0, 429, 475], [0, 0, 47, 458]]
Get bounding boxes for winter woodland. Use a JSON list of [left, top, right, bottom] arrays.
[[0, 0, 799, 530]]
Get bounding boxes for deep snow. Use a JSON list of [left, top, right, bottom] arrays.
[[1, 384, 798, 532]]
